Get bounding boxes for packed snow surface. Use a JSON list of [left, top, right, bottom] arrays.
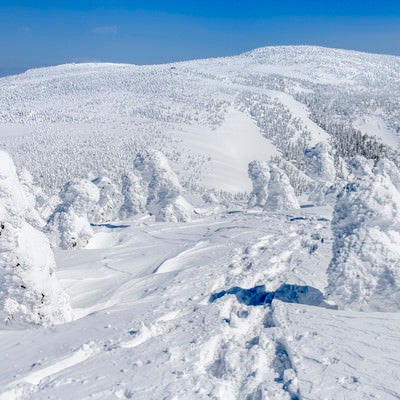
[[0, 205, 398, 399]]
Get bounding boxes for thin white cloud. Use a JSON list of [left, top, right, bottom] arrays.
[[91, 25, 118, 34]]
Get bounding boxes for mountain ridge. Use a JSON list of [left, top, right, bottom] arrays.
[[0, 45, 399, 194]]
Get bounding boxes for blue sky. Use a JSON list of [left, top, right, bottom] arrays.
[[1, 0, 400, 76]]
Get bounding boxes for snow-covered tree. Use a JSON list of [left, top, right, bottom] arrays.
[[202, 190, 220, 206], [347, 155, 374, 179], [47, 179, 99, 249], [18, 168, 48, 209], [305, 142, 337, 206], [304, 142, 336, 183], [0, 150, 71, 327], [265, 164, 300, 211], [327, 157, 400, 311], [91, 176, 123, 222], [248, 160, 270, 208], [134, 150, 193, 222], [119, 172, 147, 219]]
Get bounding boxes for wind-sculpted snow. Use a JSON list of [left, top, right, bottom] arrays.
[[328, 157, 400, 311], [0, 151, 71, 327], [0, 204, 335, 399]]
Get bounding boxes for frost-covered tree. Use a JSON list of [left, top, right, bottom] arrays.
[[327, 157, 400, 311], [91, 176, 123, 222], [347, 155, 374, 178], [134, 150, 193, 222], [18, 168, 47, 208], [271, 156, 313, 196], [202, 190, 219, 205], [305, 142, 337, 205], [119, 172, 147, 219], [47, 179, 99, 249], [305, 142, 336, 183], [0, 150, 71, 327], [265, 164, 300, 211], [248, 160, 270, 208]]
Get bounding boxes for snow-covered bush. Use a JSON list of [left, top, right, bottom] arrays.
[[0, 150, 71, 327], [265, 164, 300, 211], [134, 150, 193, 222], [327, 157, 400, 311], [47, 179, 99, 249], [119, 172, 147, 219], [91, 176, 123, 222], [248, 160, 270, 208]]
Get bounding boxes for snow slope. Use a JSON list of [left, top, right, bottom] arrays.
[[1, 205, 398, 399], [1, 46, 400, 399], [0, 207, 333, 399], [1, 46, 399, 193]]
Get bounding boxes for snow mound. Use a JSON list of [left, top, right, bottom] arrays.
[[0, 150, 71, 327], [328, 157, 400, 311], [47, 179, 99, 249]]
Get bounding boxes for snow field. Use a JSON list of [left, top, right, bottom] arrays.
[[0, 45, 400, 399]]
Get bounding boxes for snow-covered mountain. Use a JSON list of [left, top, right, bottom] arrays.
[[1, 46, 400, 399], [1, 46, 399, 193]]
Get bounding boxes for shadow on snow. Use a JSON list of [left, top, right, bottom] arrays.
[[209, 284, 336, 309], [91, 223, 130, 229]]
